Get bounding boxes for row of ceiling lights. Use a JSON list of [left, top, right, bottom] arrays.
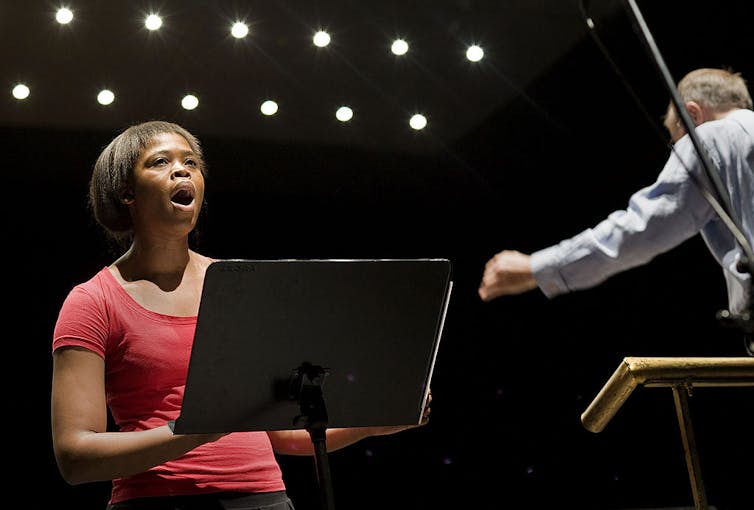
[[8, 6, 489, 132], [9, 84, 430, 130], [51, 7, 486, 60]]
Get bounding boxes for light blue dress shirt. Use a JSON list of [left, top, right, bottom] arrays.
[[531, 109, 754, 314]]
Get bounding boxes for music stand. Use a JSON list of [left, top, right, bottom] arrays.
[[173, 258, 453, 510]]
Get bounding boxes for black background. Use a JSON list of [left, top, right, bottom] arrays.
[[4, 1, 754, 509]]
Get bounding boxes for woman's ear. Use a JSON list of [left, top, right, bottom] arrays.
[[120, 190, 135, 205]]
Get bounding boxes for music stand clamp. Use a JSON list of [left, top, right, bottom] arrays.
[[289, 362, 336, 510], [715, 309, 754, 356]]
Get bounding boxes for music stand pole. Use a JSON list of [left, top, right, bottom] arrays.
[[292, 363, 336, 510]]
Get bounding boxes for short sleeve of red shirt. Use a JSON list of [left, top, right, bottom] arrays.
[[53, 271, 110, 358]]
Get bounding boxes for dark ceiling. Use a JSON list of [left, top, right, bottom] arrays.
[[1, 0, 627, 155]]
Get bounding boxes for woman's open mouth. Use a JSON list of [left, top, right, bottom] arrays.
[[170, 182, 196, 207]]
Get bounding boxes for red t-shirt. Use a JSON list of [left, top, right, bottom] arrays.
[[52, 267, 286, 504]]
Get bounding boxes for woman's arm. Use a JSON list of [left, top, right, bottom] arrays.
[[51, 346, 224, 485], [268, 393, 431, 455]]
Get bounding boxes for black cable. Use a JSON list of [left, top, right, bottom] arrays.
[[577, 0, 670, 146]]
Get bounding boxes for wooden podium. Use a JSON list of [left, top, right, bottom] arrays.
[[581, 357, 754, 510]]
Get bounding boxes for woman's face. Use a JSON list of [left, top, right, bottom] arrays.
[[126, 131, 205, 238]]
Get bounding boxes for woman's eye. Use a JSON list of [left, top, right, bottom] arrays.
[[151, 157, 168, 166], [185, 159, 197, 167]]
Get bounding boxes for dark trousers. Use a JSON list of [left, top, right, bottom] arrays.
[[106, 491, 294, 510]]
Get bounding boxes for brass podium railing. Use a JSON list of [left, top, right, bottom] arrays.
[[581, 357, 754, 510]]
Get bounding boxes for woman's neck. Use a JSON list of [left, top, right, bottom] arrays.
[[113, 238, 197, 289]]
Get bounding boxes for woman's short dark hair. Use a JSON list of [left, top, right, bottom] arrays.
[[89, 120, 207, 249]]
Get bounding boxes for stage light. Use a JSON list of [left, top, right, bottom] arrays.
[[409, 113, 427, 130], [56, 7, 73, 24], [260, 100, 278, 116], [181, 94, 199, 110], [335, 106, 353, 122], [391, 39, 408, 56], [313, 31, 330, 48], [145, 14, 162, 31], [97, 89, 115, 106], [466, 44, 484, 62], [12, 83, 30, 100], [231, 22, 249, 39]]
